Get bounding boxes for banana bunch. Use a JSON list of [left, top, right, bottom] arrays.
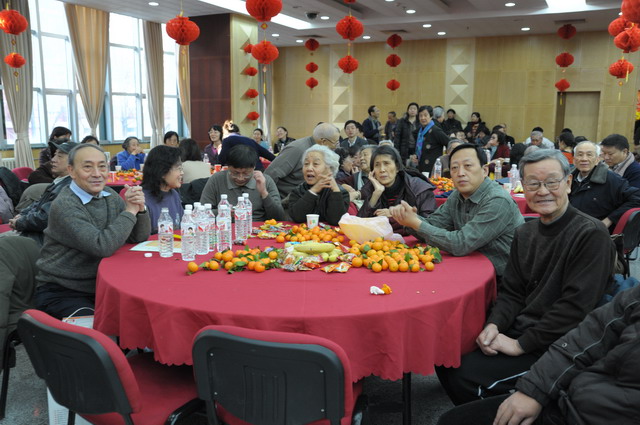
[[513, 182, 524, 193], [291, 242, 335, 254]]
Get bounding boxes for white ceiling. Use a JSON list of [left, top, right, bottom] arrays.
[[60, 0, 623, 46]]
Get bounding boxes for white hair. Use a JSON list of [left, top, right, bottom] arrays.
[[302, 144, 340, 176], [574, 140, 600, 156]]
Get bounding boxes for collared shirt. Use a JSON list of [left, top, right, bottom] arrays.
[[69, 180, 111, 205], [612, 152, 634, 176], [415, 178, 524, 275]]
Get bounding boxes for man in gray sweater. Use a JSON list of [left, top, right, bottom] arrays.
[[33, 144, 150, 319]]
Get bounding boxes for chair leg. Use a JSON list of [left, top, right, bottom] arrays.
[[402, 372, 411, 425], [0, 333, 17, 420], [67, 410, 75, 425]]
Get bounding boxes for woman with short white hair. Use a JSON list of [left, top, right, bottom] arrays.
[[286, 144, 350, 225]]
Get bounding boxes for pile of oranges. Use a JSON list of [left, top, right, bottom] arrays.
[[115, 170, 142, 181], [348, 237, 441, 273], [186, 247, 280, 274], [275, 224, 345, 244], [430, 177, 454, 192]]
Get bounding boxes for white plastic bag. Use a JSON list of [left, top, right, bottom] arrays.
[[338, 213, 404, 244]]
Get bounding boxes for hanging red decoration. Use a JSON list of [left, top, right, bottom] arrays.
[[0, 10, 28, 35], [245, 88, 259, 98], [555, 79, 570, 92], [338, 55, 359, 73], [555, 52, 574, 68], [166, 15, 200, 46], [305, 38, 320, 51], [251, 40, 279, 65], [247, 111, 260, 121], [4, 52, 25, 68], [622, 0, 640, 24], [243, 44, 253, 54], [609, 58, 635, 78], [344, 0, 357, 3], [386, 34, 403, 49], [386, 79, 400, 91], [614, 26, 640, 53], [306, 62, 318, 73], [557, 24, 577, 40], [306, 77, 318, 89], [386, 54, 402, 67], [245, 66, 258, 76], [336, 16, 364, 41], [245, 0, 282, 22], [609, 17, 631, 37]]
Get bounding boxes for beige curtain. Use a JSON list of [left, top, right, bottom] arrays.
[[177, 45, 191, 135], [0, 0, 33, 168], [143, 21, 164, 147], [65, 4, 109, 137]]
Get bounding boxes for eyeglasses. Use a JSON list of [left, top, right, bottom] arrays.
[[171, 166, 184, 172], [229, 170, 253, 179], [523, 178, 564, 192], [321, 137, 339, 147]]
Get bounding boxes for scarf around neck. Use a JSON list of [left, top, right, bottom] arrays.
[[415, 121, 434, 159]]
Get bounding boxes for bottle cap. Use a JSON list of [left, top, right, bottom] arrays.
[[144, 253, 152, 258]]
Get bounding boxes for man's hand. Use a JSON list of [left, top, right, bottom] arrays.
[[494, 392, 542, 425], [602, 217, 613, 228], [389, 200, 421, 229], [476, 323, 500, 355], [374, 208, 391, 217], [254, 171, 268, 198], [123, 185, 146, 214], [8, 214, 21, 230], [488, 334, 525, 357]]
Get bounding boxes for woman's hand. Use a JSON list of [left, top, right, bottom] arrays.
[[374, 208, 391, 217], [368, 171, 385, 194], [409, 154, 419, 166]]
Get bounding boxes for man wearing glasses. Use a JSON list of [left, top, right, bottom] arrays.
[[200, 144, 286, 221], [434, 148, 615, 406], [265, 122, 341, 199]]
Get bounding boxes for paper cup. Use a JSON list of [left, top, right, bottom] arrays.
[[503, 183, 512, 192], [109, 171, 116, 182], [307, 214, 319, 229], [214, 164, 222, 172], [115, 165, 122, 171]]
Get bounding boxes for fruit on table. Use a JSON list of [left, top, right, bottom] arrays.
[[293, 242, 336, 254], [513, 182, 524, 193], [430, 177, 454, 192]]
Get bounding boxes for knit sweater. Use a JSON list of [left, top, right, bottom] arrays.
[[488, 205, 615, 354], [36, 185, 151, 294], [264, 136, 315, 198]]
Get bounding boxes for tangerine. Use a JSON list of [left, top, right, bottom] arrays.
[[410, 263, 421, 272], [268, 251, 278, 259], [388, 262, 399, 272], [425, 261, 435, 271], [351, 257, 363, 267], [214, 251, 223, 261], [254, 263, 266, 273], [247, 261, 256, 270], [398, 262, 409, 272], [187, 262, 199, 273], [371, 263, 382, 273], [221, 251, 233, 263], [224, 261, 234, 270], [209, 261, 220, 271]]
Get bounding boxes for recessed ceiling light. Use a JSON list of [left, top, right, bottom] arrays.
[[521, 27, 530, 31], [272, 33, 280, 37], [363, 35, 371, 39], [385, 0, 395, 2], [406, 9, 416, 14], [320, 15, 330, 20], [423, 24, 432, 28], [505, 2, 515, 6], [148, 1, 159, 5], [437, 31, 446, 35], [545, 0, 586, 10], [296, 39, 304, 43]]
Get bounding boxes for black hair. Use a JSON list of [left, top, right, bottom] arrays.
[[562, 128, 572, 133], [277, 126, 288, 133], [477, 126, 491, 136], [163, 131, 179, 144], [418, 105, 433, 117], [347, 144, 362, 157], [370, 144, 404, 173], [491, 125, 504, 133], [449, 143, 488, 167], [574, 136, 588, 143], [334, 147, 351, 167], [491, 131, 506, 145], [388, 111, 396, 117], [531, 126, 544, 133], [81, 135, 99, 145], [356, 122, 364, 133], [122, 136, 139, 151], [49, 126, 72, 142], [558, 132, 576, 148], [406, 102, 419, 112], [141, 145, 182, 200], [367, 105, 377, 115], [471, 112, 481, 120], [601, 134, 630, 151], [179, 138, 202, 162], [209, 125, 223, 143], [344, 120, 359, 130], [509, 143, 527, 168], [447, 108, 456, 115], [253, 128, 264, 137], [228, 123, 240, 133], [226, 144, 258, 169]]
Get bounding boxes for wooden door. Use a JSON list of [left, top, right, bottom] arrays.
[[555, 92, 600, 141]]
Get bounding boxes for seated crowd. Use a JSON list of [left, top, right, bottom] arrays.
[[2, 103, 640, 425]]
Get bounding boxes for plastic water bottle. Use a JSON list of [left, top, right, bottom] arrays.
[[234, 196, 248, 243], [196, 205, 209, 255], [204, 203, 217, 252], [495, 161, 502, 180], [217, 204, 232, 252], [203, 153, 209, 163], [508, 164, 518, 188], [158, 207, 174, 258], [180, 209, 196, 261], [218, 194, 230, 211], [243, 193, 253, 237], [433, 158, 442, 179]]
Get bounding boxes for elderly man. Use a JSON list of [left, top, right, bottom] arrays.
[[433, 149, 615, 406], [570, 140, 640, 230], [340, 120, 368, 150], [265, 122, 341, 199], [33, 144, 150, 319], [362, 105, 382, 143], [600, 133, 640, 188], [390, 143, 523, 277], [200, 144, 286, 221], [526, 129, 554, 149], [8, 141, 77, 245]]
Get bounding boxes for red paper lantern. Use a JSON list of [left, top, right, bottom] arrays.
[[306, 77, 318, 89], [609, 58, 635, 78], [557, 24, 577, 40], [386, 54, 402, 67], [245, 66, 258, 76], [555, 52, 574, 68], [247, 111, 260, 121], [166, 16, 200, 46], [622, 0, 640, 24], [386, 34, 403, 49], [338, 55, 359, 74], [243, 44, 253, 54], [306, 62, 318, 73], [0, 10, 28, 35], [245, 88, 259, 98], [336, 16, 364, 41], [609, 17, 631, 37], [4, 52, 25, 68], [251, 40, 279, 65], [386, 79, 400, 91], [245, 0, 282, 22], [555, 79, 570, 92], [615, 26, 640, 53], [305, 38, 320, 51]]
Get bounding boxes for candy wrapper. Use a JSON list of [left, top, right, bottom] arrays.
[[370, 284, 392, 295], [321, 262, 351, 273]]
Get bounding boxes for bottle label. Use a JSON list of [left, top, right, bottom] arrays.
[[182, 226, 195, 236], [159, 222, 173, 234]]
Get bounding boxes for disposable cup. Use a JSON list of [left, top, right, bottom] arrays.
[[307, 214, 319, 229], [109, 171, 116, 182], [214, 164, 222, 172], [503, 183, 512, 192], [115, 165, 122, 172]]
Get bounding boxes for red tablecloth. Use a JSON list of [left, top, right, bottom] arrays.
[[94, 237, 496, 382], [436, 193, 531, 214], [105, 177, 142, 187], [0, 224, 11, 233]]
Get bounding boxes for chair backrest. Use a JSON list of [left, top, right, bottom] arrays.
[[17, 309, 141, 422], [110, 156, 118, 171], [192, 325, 350, 425], [619, 209, 640, 254]]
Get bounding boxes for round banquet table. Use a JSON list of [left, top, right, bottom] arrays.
[[435, 192, 531, 213], [94, 235, 496, 382]]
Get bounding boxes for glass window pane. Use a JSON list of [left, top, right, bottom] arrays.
[[142, 97, 152, 138], [140, 52, 147, 96], [28, 0, 38, 32], [110, 13, 138, 46], [112, 95, 138, 140], [164, 53, 177, 96], [76, 94, 92, 139], [164, 97, 178, 134], [161, 24, 176, 53], [110, 47, 136, 93], [39, 0, 68, 36], [3, 91, 44, 144], [31, 34, 42, 89], [42, 36, 71, 89], [46, 94, 71, 132]]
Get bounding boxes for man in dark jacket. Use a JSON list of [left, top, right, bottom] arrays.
[[570, 140, 640, 230], [362, 105, 382, 144], [600, 133, 640, 188]]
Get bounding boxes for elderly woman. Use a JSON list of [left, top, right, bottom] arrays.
[[179, 138, 211, 184], [286, 145, 350, 226], [116, 136, 145, 170], [141, 145, 184, 234], [358, 145, 436, 235]]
